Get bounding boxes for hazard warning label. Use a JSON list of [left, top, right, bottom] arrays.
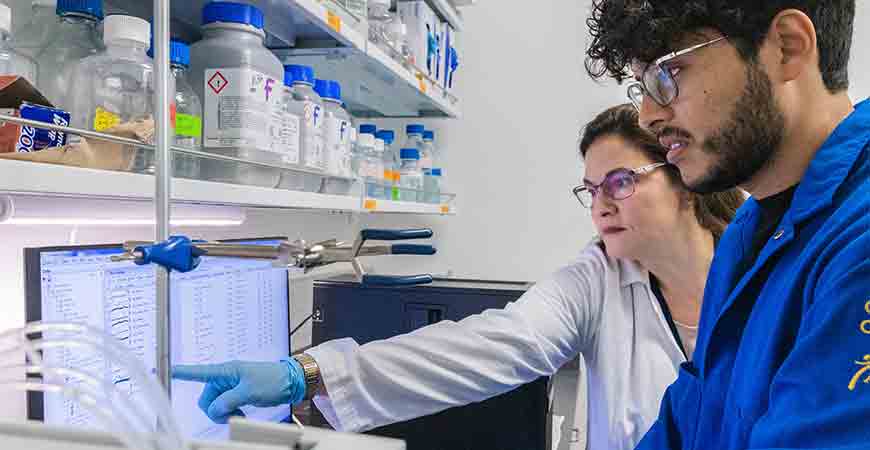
[[203, 68, 280, 154], [208, 71, 228, 94]]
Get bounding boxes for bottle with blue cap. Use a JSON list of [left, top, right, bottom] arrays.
[[277, 64, 325, 192], [315, 79, 354, 195], [399, 148, 423, 202], [352, 131, 381, 197], [424, 167, 442, 204], [0, 4, 37, 83], [376, 129, 397, 199], [190, 1, 285, 188], [270, 65, 302, 187], [170, 39, 202, 179], [403, 123, 425, 155], [31, 0, 103, 108], [420, 130, 437, 170], [12, 0, 58, 58]]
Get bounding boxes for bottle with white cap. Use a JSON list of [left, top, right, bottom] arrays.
[[32, 0, 103, 108], [12, 0, 57, 58], [0, 3, 37, 83], [190, 1, 285, 187], [67, 14, 164, 174]]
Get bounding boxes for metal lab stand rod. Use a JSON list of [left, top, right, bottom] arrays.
[[154, 0, 172, 394], [0, 114, 356, 182]]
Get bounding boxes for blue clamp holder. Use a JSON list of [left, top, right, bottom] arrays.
[[114, 229, 437, 287]]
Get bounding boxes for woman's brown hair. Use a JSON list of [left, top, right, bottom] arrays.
[[579, 104, 745, 240]]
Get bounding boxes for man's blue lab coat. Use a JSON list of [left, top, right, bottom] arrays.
[[636, 99, 870, 449]]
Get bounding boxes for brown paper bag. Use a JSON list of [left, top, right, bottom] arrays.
[[0, 118, 155, 171]]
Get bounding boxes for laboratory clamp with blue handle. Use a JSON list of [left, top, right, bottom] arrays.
[[113, 229, 438, 287]]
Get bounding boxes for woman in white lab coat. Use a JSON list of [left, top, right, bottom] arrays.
[[174, 104, 745, 450]]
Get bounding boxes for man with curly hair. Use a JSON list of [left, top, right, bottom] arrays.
[[584, 1, 869, 449]]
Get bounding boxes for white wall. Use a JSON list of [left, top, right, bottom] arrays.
[[373, 3, 870, 449]]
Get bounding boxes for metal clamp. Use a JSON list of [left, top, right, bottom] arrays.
[[113, 228, 437, 287]]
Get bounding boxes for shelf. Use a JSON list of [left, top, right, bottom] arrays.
[[362, 197, 455, 215], [0, 159, 454, 216], [428, 0, 465, 31], [106, 0, 460, 118]]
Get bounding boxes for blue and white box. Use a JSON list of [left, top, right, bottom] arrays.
[[16, 102, 71, 152]]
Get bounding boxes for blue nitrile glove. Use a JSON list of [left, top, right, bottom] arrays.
[[172, 359, 306, 424]]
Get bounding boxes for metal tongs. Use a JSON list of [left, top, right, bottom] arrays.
[[112, 228, 437, 287]]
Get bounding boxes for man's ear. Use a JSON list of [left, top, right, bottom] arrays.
[[765, 9, 818, 84]]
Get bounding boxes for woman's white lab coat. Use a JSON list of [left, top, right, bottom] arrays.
[[305, 242, 688, 450]]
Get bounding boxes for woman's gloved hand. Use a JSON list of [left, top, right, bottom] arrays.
[[172, 359, 306, 424]]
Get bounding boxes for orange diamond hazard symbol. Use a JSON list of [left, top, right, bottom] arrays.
[[208, 71, 228, 94]]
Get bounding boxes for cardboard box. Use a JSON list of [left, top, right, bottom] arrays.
[[0, 76, 70, 153]]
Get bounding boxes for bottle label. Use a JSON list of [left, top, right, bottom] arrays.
[[324, 116, 351, 177], [302, 101, 326, 170], [203, 68, 280, 153], [176, 113, 202, 138], [93, 107, 121, 132], [271, 87, 301, 164]]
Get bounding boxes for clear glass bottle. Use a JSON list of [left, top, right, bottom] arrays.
[[170, 39, 202, 180], [403, 123, 425, 153], [424, 167, 442, 204], [33, 0, 103, 108], [399, 148, 423, 202], [12, 0, 56, 59], [278, 64, 325, 192], [0, 4, 37, 82], [376, 129, 396, 199], [352, 131, 378, 197], [420, 129, 436, 171], [316, 79, 354, 195], [66, 15, 162, 174], [372, 137, 386, 198]]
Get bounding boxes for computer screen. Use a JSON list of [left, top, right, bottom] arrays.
[[24, 238, 292, 440]]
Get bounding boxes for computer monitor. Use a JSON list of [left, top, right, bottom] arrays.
[[24, 238, 292, 440]]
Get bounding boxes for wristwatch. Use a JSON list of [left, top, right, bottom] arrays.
[[292, 353, 321, 400]]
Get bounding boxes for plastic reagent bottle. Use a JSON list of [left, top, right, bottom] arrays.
[[189, 1, 285, 187], [66, 14, 158, 174]]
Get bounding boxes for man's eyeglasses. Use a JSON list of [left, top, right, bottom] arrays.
[[573, 163, 668, 208], [626, 36, 727, 111]]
